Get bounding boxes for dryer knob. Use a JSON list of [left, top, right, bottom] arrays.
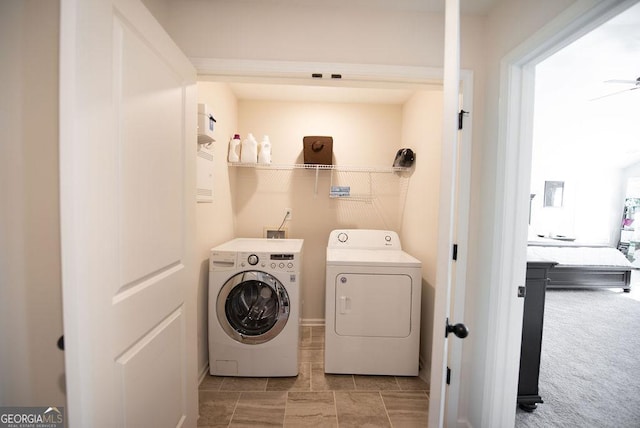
[[247, 254, 259, 265], [337, 232, 348, 243]]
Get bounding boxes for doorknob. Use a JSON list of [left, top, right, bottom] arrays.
[[445, 318, 469, 339]]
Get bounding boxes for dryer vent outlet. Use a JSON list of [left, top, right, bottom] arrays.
[[265, 229, 287, 239]]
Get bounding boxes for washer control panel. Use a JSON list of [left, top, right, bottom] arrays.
[[238, 251, 299, 272]]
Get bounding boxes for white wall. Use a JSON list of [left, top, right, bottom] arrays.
[[195, 82, 238, 376], [623, 161, 640, 190], [529, 164, 624, 245], [0, 0, 66, 407]]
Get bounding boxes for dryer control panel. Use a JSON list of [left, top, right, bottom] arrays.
[[327, 229, 401, 250]]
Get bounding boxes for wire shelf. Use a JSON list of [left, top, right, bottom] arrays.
[[228, 163, 409, 173]]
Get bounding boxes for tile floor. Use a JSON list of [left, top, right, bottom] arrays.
[[198, 326, 430, 427]]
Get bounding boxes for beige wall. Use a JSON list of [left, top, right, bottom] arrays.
[[195, 82, 238, 375], [0, 0, 65, 407], [167, 1, 445, 67], [234, 99, 413, 321], [398, 90, 444, 371]]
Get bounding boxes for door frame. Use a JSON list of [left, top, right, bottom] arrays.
[[485, 0, 638, 426]]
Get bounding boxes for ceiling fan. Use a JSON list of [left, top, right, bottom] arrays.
[[590, 76, 640, 101]]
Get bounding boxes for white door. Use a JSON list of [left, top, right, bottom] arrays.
[[59, 0, 198, 426], [429, 1, 467, 426]]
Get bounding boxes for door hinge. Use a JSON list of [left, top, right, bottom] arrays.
[[452, 244, 458, 261], [518, 286, 526, 298], [446, 366, 451, 385], [458, 110, 469, 130]]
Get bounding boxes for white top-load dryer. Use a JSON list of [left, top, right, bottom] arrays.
[[324, 229, 422, 376]]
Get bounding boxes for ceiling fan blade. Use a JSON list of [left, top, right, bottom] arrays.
[[604, 79, 638, 84], [589, 86, 638, 101]]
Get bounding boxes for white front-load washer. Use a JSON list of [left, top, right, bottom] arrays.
[[209, 238, 303, 377], [324, 229, 422, 376]]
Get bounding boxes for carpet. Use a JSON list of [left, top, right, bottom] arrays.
[[515, 288, 640, 428]]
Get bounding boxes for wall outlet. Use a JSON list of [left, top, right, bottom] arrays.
[[285, 208, 292, 220], [265, 228, 287, 239]]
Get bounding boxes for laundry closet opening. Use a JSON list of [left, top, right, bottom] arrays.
[[196, 68, 455, 373]]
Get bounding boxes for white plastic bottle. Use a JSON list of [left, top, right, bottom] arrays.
[[228, 134, 241, 163], [258, 135, 272, 164], [240, 133, 258, 163]]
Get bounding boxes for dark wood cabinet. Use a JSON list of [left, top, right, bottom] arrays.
[[517, 261, 556, 412]]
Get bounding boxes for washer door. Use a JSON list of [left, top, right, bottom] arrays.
[[217, 270, 290, 344]]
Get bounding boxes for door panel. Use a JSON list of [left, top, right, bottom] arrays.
[[116, 14, 185, 286], [117, 308, 185, 427], [335, 273, 412, 337]]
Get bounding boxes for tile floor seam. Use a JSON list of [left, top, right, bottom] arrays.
[[332, 391, 341, 427], [379, 391, 394, 428], [227, 392, 240, 428], [283, 391, 290, 427]]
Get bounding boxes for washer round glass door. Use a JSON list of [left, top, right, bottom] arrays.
[[217, 270, 290, 344]]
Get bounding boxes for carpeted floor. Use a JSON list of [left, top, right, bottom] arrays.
[[516, 280, 640, 427]]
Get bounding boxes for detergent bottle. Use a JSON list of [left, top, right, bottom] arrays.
[[228, 134, 241, 163], [240, 133, 258, 163], [258, 135, 272, 164]]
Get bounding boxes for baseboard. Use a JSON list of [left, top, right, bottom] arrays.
[[198, 363, 209, 385], [456, 418, 472, 428], [301, 318, 325, 327], [418, 354, 430, 383]]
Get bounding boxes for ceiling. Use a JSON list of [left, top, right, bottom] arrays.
[[534, 2, 640, 169]]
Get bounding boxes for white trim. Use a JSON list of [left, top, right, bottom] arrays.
[[191, 57, 444, 84], [484, 1, 639, 426], [446, 68, 474, 427], [429, 1, 461, 426]]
